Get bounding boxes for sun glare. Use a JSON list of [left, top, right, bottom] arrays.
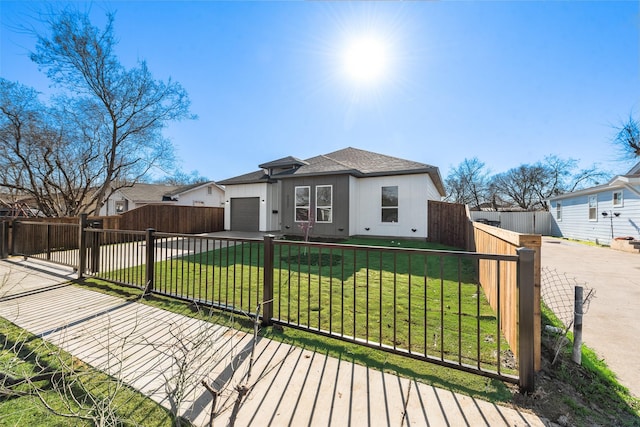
[[342, 35, 389, 85]]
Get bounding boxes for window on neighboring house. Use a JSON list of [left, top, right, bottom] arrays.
[[295, 186, 310, 221], [556, 202, 562, 221], [381, 186, 399, 223], [207, 186, 213, 195], [588, 195, 597, 220], [115, 200, 125, 214], [316, 185, 332, 223], [613, 190, 623, 207]]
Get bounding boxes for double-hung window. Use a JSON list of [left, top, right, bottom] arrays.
[[381, 186, 399, 223], [556, 202, 562, 221], [613, 190, 623, 207], [588, 195, 597, 221], [295, 186, 310, 221], [316, 185, 332, 223]]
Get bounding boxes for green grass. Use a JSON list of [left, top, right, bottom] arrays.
[[97, 237, 511, 372], [556, 237, 610, 247], [0, 318, 184, 426], [540, 304, 640, 425]]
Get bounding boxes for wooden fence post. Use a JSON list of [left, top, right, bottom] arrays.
[[78, 214, 88, 279], [144, 228, 155, 295], [517, 247, 535, 393], [262, 235, 275, 326]]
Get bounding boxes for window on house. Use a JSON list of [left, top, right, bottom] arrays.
[[115, 200, 125, 214], [295, 186, 310, 221], [556, 202, 562, 221], [381, 186, 398, 223], [207, 186, 212, 195], [613, 190, 623, 207], [316, 185, 332, 223], [588, 195, 597, 220]]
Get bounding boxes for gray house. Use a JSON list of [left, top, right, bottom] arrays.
[[218, 147, 445, 239], [547, 162, 640, 245]]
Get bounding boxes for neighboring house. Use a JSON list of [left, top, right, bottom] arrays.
[[100, 181, 225, 216], [547, 162, 640, 245], [218, 147, 446, 239]]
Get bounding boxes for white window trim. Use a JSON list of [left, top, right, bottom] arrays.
[[294, 186, 310, 222], [588, 195, 597, 221], [381, 185, 399, 223], [556, 202, 562, 221], [613, 190, 623, 208], [315, 185, 333, 223]]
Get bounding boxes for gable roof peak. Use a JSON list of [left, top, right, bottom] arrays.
[[626, 161, 640, 176], [259, 156, 308, 169]]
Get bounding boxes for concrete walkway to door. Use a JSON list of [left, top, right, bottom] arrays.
[[0, 257, 545, 426], [541, 236, 640, 398]]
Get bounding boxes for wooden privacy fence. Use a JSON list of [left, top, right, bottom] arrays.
[[94, 204, 225, 234], [427, 200, 469, 249], [427, 201, 541, 371], [469, 221, 541, 370], [1, 205, 224, 258]]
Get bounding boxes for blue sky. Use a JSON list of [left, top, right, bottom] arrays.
[[1, 1, 639, 183]]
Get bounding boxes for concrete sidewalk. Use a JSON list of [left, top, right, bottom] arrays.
[[542, 237, 640, 398], [0, 257, 544, 426]]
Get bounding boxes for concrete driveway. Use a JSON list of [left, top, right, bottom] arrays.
[[541, 237, 640, 398]]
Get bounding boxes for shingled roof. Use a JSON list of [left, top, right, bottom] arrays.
[[117, 181, 221, 203], [219, 147, 445, 195]]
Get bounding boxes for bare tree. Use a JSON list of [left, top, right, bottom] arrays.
[[490, 156, 608, 211], [1, 79, 103, 216], [491, 164, 544, 211], [445, 157, 490, 210], [29, 9, 194, 215], [157, 170, 210, 186], [613, 115, 640, 161]]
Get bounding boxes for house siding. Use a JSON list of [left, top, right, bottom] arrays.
[[550, 186, 640, 245], [352, 173, 434, 239], [224, 182, 279, 232], [100, 184, 224, 216], [280, 175, 350, 239], [176, 186, 225, 208]]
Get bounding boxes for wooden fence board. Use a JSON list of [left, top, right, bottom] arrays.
[[427, 201, 469, 249]]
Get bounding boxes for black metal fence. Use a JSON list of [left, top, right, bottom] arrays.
[[1, 215, 535, 391]]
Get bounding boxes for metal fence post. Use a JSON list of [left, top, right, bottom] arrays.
[[46, 223, 51, 261], [88, 220, 102, 273], [145, 228, 155, 295], [262, 234, 275, 326], [78, 214, 88, 279], [10, 219, 17, 256], [572, 286, 584, 365], [517, 247, 535, 393], [0, 221, 8, 259]]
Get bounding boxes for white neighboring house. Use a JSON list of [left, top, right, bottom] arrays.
[[547, 162, 640, 245], [100, 181, 225, 216], [218, 147, 446, 239]]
